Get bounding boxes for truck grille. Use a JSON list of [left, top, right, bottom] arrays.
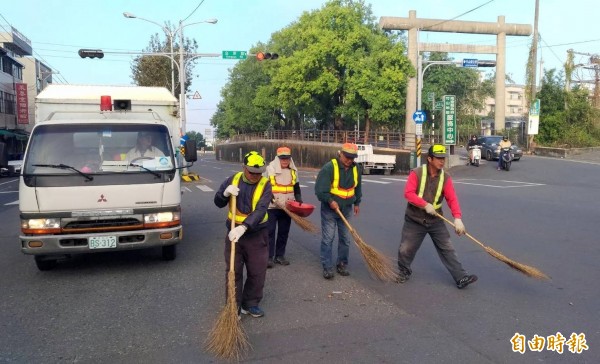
[[63, 218, 142, 232]]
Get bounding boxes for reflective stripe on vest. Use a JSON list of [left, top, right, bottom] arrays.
[[228, 172, 269, 224], [417, 165, 445, 209], [269, 169, 297, 194], [330, 159, 358, 199]]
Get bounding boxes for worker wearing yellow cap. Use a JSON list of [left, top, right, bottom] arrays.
[[265, 146, 303, 268], [214, 151, 273, 318], [314, 142, 362, 279]]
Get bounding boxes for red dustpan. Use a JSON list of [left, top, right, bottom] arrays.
[[285, 200, 315, 217]]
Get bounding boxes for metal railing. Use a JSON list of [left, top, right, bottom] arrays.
[[224, 130, 440, 150]]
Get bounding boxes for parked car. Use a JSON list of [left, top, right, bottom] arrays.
[[477, 135, 523, 161]]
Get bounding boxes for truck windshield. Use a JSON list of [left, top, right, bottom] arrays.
[[23, 124, 174, 175]]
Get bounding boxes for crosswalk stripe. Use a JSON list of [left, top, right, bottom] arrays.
[[196, 185, 214, 192]]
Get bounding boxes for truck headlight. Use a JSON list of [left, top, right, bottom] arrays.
[[144, 211, 180, 228], [21, 218, 61, 234]]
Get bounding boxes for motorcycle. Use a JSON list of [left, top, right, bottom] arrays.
[[467, 145, 481, 167], [499, 147, 513, 171]]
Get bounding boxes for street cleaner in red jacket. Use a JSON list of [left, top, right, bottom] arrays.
[[396, 144, 477, 289]]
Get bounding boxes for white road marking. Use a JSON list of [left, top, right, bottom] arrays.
[[196, 185, 214, 192], [6, 200, 19, 205], [182, 187, 192, 192], [361, 179, 391, 184]]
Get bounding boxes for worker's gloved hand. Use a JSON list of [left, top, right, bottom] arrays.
[[223, 185, 239, 197], [454, 218, 466, 236], [294, 194, 303, 205], [424, 203, 437, 216], [228, 225, 247, 242]]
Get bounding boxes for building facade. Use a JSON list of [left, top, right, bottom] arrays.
[[478, 83, 528, 131]]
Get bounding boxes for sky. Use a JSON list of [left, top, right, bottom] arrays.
[[2, 0, 598, 136]]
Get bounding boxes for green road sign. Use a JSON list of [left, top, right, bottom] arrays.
[[434, 100, 443, 110], [222, 50, 247, 60], [427, 92, 435, 102], [443, 95, 456, 145], [530, 98, 540, 116]]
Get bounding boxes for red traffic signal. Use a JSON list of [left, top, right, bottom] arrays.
[[256, 52, 279, 61]]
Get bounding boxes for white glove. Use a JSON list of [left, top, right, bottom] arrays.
[[223, 185, 239, 197], [228, 225, 247, 242], [424, 203, 437, 216], [454, 218, 466, 236]]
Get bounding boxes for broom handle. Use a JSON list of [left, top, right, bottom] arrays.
[[229, 195, 237, 273], [335, 208, 355, 233], [436, 213, 487, 250]]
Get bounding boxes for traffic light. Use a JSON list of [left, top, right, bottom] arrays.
[[78, 49, 105, 59], [477, 60, 496, 67], [256, 52, 279, 61]]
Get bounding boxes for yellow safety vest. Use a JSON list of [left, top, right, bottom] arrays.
[[417, 165, 445, 209], [228, 172, 269, 225], [269, 169, 297, 194], [330, 159, 358, 199]]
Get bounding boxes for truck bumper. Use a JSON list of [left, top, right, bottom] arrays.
[[20, 226, 182, 256]]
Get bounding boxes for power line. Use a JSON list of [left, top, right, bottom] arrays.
[[181, 0, 206, 23], [421, 0, 495, 31]]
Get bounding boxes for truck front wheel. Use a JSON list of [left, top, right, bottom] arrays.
[[162, 245, 177, 261], [34, 255, 58, 271]]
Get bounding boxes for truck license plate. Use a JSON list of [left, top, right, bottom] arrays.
[[89, 236, 117, 249]]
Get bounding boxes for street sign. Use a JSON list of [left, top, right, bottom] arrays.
[[192, 91, 201, 99], [528, 98, 540, 135], [434, 100, 443, 110], [222, 50, 247, 60], [443, 95, 456, 145], [415, 123, 423, 136], [462, 58, 478, 68], [412, 110, 426, 124], [427, 92, 435, 102]]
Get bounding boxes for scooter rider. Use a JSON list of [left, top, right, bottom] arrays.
[[497, 136, 512, 170], [466, 135, 480, 165]]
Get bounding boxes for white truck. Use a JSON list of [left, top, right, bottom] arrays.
[[355, 144, 396, 175], [19, 85, 197, 270]]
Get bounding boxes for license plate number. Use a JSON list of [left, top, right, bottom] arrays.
[[89, 236, 117, 249]]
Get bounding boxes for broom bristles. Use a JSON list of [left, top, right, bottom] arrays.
[[435, 213, 550, 280], [351, 230, 399, 282], [205, 271, 251, 360], [274, 200, 319, 234], [484, 246, 549, 280]]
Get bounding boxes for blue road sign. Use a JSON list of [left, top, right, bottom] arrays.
[[412, 110, 426, 124], [462, 58, 478, 68]]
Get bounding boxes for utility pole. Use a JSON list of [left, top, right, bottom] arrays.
[[528, 0, 540, 149]]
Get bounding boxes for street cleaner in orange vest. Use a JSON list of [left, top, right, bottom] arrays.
[[214, 151, 273, 318], [265, 146, 303, 268], [397, 144, 477, 289], [314, 143, 362, 280]]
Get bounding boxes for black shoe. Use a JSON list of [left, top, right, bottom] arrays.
[[323, 268, 334, 280], [274, 256, 290, 266], [456, 274, 478, 289], [267, 259, 275, 269], [395, 272, 409, 283], [336, 263, 350, 276]]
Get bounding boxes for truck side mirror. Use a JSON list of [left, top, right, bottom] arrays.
[[184, 140, 197, 162]]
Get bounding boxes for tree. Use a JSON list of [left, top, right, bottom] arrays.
[[130, 24, 199, 96], [185, 130, 205, 148], [211, 0, 414, 138]]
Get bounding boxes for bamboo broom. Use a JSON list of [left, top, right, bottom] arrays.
[[273, 199, 319, 234], [436, 213, 549, 280], [205, 195, 251, 360], [335, 208, 398, 282]]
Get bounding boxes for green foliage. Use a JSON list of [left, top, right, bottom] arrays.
[[421, 52, 494, 127], [211, 0, 414, 137], [130, 24, 198, 95], [185, 130, 205, 148], [536, 68, 600, 147]]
